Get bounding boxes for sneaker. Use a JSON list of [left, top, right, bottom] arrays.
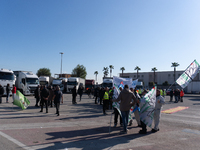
[[129, 120, 132, 126], [114, 124, 117, 127]]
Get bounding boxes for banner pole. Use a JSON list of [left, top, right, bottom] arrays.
[[109, 113, 113, 134]]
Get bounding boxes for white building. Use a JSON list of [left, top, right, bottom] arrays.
[[120, 70, 200, 88]]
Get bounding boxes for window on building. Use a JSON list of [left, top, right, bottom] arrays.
[[138, 75, 140, 77], [168, 74, 170, 77], [134, 75, 136, 77], [142, 75, 144, 77]]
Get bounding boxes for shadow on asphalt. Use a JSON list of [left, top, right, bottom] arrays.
[[188, 98, 200, 101], [35, 126, 151, 150]]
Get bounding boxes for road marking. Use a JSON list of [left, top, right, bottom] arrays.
[[0, 131, 34, 150], [161, 106, 189, 114], [182, 129, 200, 135]]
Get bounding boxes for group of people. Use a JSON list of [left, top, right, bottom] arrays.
[[34, 85, 63, 116], [102, 85, 165, 134], [169, 89, 184, 103], [0, 84, 16, 103]]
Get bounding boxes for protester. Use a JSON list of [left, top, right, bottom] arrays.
[[53, 86, 63, 116], [151, 89, 165, 133], [0, 84, 4, 104], [40, 85, 49, 113], [180, 89, 184, 102], [174, 89, 179, 103], [113, 87, 123, 127], [129, 88, 141, 127], [48, 85, 54, 107], [34, 85, 41, 107], [87, 88, 91, 98], [78, 86, 84, 101], [169, 89, 174, 102], [103, 87, 110, 115], [99, 87, 105, 105], [139, 90, 148, 134], [94, 87, 100, 104], [6, 84, 10, 103], [72, 86, 77, 104], [12, 84, 17, 102], [109, 87, 114, 109], [113, 85, 137, 134]]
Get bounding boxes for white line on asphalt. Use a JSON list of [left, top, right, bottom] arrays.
[[0, 131, 34, 150]]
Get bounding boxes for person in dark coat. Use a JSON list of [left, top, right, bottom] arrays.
[[169, 89, 174, 102], [78, 86, 84, 101], [48, 85, 54, 107], [6, 84, 11, 103], [72, 86, 77, 104], [94, 87, 100, 104], [34, 85, 40, 107], [0, 84, 4, 103], [99, 87, 105, 105], [53, 86, 63, 116], [40, 85, 49, 113]]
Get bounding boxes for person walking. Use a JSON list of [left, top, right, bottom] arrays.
[[180, 89, 184, 102], [113, 87, 123, 127], [174, 89, 179, 103], [34, 85, 41, 107], [40, 85, 49, 113], [78, 86, 84, 101], [6, 84, 11, 103], [12, 84, 17, 102], [99, 87, 105, 105], [169, 89, 174, 102], [53, 86, 63, 116], [72, 86, 77, 104], [0, 84, 4, 104], [151, 89, 165, 133], [48, 85, 54, 107], [103, 87, 110, 115], [113, 85, 137, 134]]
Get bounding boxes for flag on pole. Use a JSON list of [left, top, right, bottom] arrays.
[[176, 60, 200, 89], [139, 86, 157, 128], [113, 76, 133, 117], [13, 90, 30, 110], [131, 79, 138, 89]]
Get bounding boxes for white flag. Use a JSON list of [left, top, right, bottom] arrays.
[[139, 86, 157, 128], [176, 60, 200, 88]]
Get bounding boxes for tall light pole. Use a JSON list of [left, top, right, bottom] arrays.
[[60, 52, 63, 77]]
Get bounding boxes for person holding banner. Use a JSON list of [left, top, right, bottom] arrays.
[[113, 87, 123, 127], [151, 89, 165, 133], [113, 84, 137, 134]]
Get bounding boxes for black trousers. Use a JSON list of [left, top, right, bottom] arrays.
[[35, 97, 40, 106], [103, 100, 109, 114], [41, 100, 48, 112], [72, 95, 76, 104], [114, 108, 122, 124], [55, 103, 60, 114], [141, 120, 147, 132]]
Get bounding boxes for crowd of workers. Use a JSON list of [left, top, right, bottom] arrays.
[[34, 85, 63, 116]]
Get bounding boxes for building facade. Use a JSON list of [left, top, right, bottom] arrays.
[[120, 70, 200, 89]]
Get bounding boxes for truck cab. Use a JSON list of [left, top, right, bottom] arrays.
[[39, 76, 49, 86], [67, 77, 85, 92], [14, 71, 39, 95]]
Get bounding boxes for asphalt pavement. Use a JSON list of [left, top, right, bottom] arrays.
[[0, 94, 200, 150]]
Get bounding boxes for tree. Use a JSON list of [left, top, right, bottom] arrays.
[[71, 64, 87, 79], [134, 66, 141, 79], [103, 67, 109, 77], [151, 67, 157, 83], [36, 68, 51, 77], [94, 71, 98, 81], [171, 62, 180, 82], [109, 65, 114, 77], [120, 67, 125, 77]]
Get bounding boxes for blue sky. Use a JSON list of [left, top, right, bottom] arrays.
[[1, 0, 200, 83]]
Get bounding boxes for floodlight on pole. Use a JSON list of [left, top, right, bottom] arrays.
[[60, 52, 64, 76]]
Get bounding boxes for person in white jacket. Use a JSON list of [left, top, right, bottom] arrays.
[[152, 89, 165, 133]]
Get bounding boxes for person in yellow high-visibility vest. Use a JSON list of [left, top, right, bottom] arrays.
[[103, 87, 109, 115], [160, 89, 163, 96]]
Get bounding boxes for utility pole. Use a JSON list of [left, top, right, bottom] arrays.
[[60, 52, 63, 77]]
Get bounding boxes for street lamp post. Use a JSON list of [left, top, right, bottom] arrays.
[[60, 52, 64, 77]]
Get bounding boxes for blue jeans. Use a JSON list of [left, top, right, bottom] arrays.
[[121, 111, 129, 132]]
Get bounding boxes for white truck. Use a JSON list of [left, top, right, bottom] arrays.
[[102, 78, 113, 88], [39, 76, 49, 86], [0, 69, 15, 95], [67, 77, 85, 92], [14, 71, 39, 95], [52, 79, 65, 92]]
